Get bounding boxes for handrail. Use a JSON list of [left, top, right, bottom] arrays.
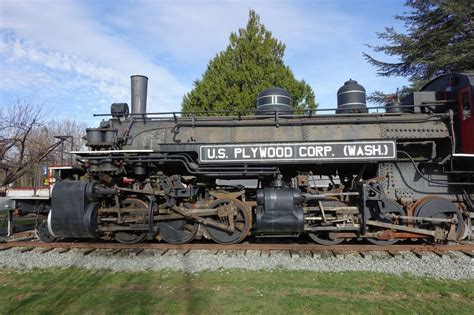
[[92, 103, 450, 118]]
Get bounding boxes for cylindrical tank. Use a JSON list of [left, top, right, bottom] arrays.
[[255, 87, 293, 115], [131, 75, 148, 114], [336, 79, 368, 114]]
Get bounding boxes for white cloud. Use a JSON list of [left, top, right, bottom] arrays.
[[1, 37, 125, 104], [0, 0, 188, 113]]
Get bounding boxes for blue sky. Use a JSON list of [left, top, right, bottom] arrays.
[[0, 0, 409, 125]]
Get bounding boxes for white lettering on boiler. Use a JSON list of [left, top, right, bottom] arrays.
[[299, 146, 332, 157], [206, 148, 226, 159], [234, 146, 292, 159], [343, 144, 388, 157]]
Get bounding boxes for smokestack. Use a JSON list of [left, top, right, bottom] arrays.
[[131, 75, 148, 114]]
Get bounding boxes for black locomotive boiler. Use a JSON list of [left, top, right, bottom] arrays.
[[40, 73, 474, 245]]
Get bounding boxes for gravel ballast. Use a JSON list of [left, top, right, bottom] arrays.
[[0, 248, 473, 280]]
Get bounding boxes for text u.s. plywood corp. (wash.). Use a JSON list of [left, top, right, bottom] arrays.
[[199, 141, 396, 163]]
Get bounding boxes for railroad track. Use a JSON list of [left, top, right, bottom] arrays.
[[1, 233, 473, 258]]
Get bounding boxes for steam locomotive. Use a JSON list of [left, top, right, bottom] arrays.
[[37, 73, 474, 245]]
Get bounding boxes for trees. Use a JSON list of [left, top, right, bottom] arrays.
[[182, 10, 316, 114], [0, 100, 86, 187], [364, 0, 474, 89], [0, 101, 52, 186], [40, 118, 86, 166], [367, 86, 412, 105]]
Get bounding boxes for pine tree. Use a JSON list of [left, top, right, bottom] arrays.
[[182, 10, 316, 114], [364, 0, 474, 89]]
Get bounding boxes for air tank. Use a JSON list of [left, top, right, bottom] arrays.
[[336, 79, 368, 114], [131, 75, 148, 114], [255, 87, 293, 115]]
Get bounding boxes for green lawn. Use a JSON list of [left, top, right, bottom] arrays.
[[0, 268, 472, 314]]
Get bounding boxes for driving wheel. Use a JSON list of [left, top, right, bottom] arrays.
[[206, 198, 251, 244]]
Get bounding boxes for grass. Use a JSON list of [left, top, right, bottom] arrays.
[[0, 268, 472, 314]]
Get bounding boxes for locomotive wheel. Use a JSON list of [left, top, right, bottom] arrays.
[[308, 232, 344, 245], [366, 199, 406, 245], [35, 221, 57, 243], [413, 197, 464, 242], [113, 198, 149, 244], [206, 198, 251, 244], [160, 204, 199, 244]]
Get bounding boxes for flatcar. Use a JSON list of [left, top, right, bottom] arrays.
[[38, 73, 474, 245]]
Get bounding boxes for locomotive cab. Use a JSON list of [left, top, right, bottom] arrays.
[[419, 72, 474, 155]]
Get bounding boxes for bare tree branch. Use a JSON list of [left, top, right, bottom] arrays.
[[0, 100, 86, 187]]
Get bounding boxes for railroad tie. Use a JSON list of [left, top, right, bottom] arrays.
[[81, 249, 96, 256], [387, 250, 402, 257], [40, 248, 54, 254], [19, 247, 34, 253], [56, 248, 70, 254], [412, 250, 430, 259], [151, 249, 165, 256]]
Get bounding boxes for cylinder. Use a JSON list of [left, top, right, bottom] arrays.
[[50, 180, 99, 238], [131, 75, 148, 114], [256, 188, 304, 234], [336, 79, 368, 114]]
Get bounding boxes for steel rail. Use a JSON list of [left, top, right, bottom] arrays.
[[1, 240, 473, 253]]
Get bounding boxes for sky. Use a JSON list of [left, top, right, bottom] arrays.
[[0, 0, 410, 125]]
